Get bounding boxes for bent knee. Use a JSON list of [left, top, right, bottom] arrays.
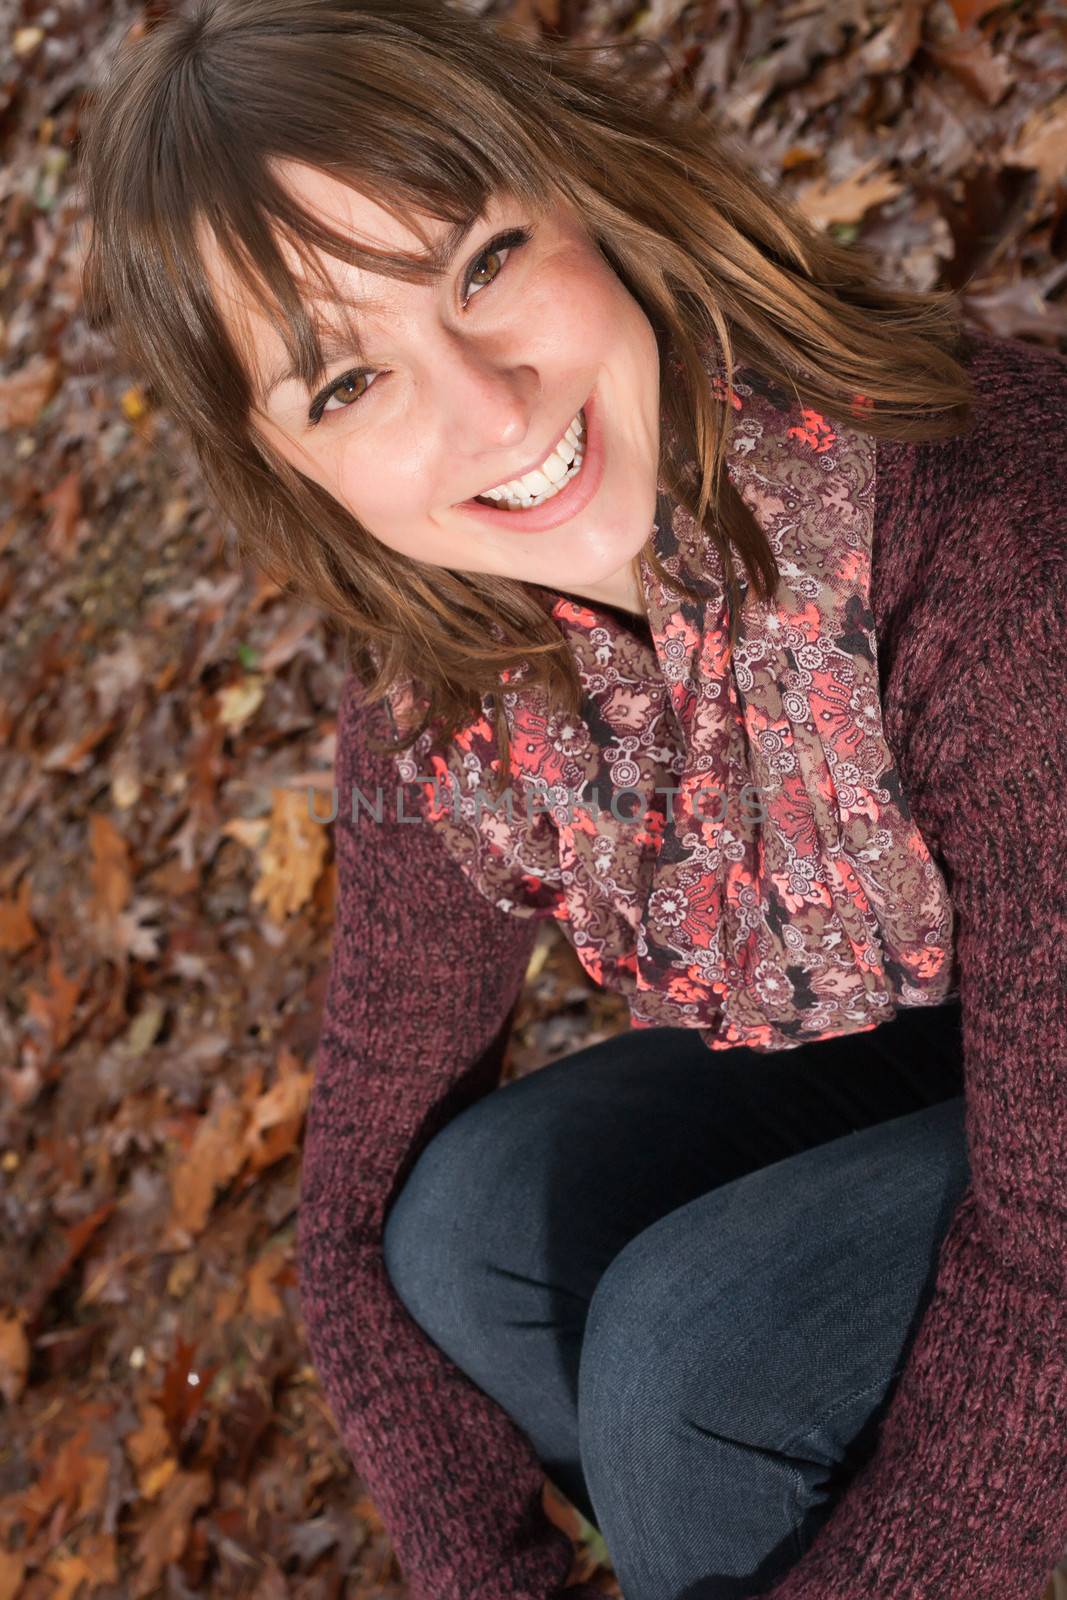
[[382, 1081, 563, 1336]]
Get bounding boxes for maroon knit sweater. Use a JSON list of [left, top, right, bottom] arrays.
[[297, 332, 1067, 1600]]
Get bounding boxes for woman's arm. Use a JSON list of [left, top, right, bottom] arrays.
[[297, 676, 600, 1600], [755, 343, 1067, 1600]]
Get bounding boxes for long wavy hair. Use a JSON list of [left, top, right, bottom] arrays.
[[78, 0, 975, 781]]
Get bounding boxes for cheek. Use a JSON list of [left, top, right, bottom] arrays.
[[330, 447, 431, 554], [528, 240, 623, 346], [565, 255, 653, 362], [579, 263, 623, 333], [256, 416, 432, 558]]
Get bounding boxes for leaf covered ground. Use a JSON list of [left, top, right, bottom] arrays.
[[1, 0, 1065, 1595]]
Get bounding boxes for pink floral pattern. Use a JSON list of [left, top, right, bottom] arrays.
[[390, 358, 957, 1051]]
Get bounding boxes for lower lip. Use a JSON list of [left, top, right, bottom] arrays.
[[455, 387, 606, 533]]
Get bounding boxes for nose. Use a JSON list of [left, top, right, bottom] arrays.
[[436, 336, 539, 469]]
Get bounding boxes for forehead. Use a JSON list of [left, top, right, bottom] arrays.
[[196, 162, 461, 376]]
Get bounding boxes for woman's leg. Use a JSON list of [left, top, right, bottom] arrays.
[[381, 1001, 968, 1558], [575, 1093, 969, 1599]]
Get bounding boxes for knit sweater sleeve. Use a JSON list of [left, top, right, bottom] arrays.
[[758, 339, 1067, 1600], [296, 675, 602, 1600]]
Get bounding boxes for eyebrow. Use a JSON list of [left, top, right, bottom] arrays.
[[258, 211, 481, 406]]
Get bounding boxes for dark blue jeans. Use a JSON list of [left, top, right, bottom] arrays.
[[382, 1000, 970, 1600]]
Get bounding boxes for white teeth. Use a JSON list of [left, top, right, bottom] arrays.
[[477, 408, 586, 507]]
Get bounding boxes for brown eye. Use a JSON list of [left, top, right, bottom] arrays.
[[467, 247, 505, 293], [311, 367, 379, 424], [330, 373, 368, 408], [462, 226, 532, 302]]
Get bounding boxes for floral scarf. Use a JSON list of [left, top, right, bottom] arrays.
[[387, 358, 957, 1052]]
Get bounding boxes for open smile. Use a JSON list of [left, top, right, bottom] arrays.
[[475, 408, 585, 508], [455, 387, 605, 535]]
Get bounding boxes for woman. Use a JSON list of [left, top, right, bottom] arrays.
[[78, 1, 1067, 1597]]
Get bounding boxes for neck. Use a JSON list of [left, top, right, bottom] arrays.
[[555, 560, 648, 622]]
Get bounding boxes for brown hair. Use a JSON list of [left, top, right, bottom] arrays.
[[78, 0, 975, 783]]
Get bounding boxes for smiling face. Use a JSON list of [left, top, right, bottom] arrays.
[[201, 165, 662, 618]]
